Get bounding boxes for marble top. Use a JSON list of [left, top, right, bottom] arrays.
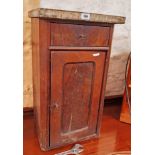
[[29, 8, 125, 24]]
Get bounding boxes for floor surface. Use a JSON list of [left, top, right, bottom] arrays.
[[23, 102, 131, 155]]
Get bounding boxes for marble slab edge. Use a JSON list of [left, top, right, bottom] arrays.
[[28, 8, 125, 24]]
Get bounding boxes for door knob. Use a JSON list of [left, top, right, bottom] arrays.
[[50, 102, 59, 110]]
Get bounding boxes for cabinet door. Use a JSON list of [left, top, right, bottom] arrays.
[[50, 51, 106, 148]]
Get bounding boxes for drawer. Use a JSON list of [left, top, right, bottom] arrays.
[[51, 23, 110, 47]]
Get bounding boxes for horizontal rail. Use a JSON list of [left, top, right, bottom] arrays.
[[49, 46, 109, 51]]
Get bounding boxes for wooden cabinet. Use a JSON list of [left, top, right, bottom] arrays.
[[29, 8, 125, 151]]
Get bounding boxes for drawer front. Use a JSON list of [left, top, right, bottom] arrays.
[[51, 23, 110, 46]]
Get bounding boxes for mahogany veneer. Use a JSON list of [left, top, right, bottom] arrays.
[[29, 8, 125, 151]]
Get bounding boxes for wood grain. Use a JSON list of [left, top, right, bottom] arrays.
[[50, 51, 106, 148], [62, 62, 94, 133], [28, 8, 125, 24], [31, 18, 51, 150], [96, 25, 114, 136], [51, 23, 110, 46], [49, 46, 109, 51]]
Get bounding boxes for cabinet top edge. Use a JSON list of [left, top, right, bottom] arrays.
[[28, 8, 125, 24]]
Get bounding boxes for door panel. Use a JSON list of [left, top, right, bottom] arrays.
[[50, 51, 106, 147], [62, 62, 94, 133]]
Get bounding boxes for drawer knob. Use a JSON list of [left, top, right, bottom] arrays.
[[79, 34, 86, 39]]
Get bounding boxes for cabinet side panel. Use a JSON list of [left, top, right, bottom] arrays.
[[32, 18, 41, 143], [96, 25, 114, 136], [39, 19, 51, 150], [32, 18, 51, 151], [62, 62, 94, 133]]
